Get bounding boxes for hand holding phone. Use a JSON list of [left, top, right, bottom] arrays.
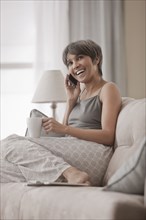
[[66, 74, 80, 101], [68, 74, 78, 86]]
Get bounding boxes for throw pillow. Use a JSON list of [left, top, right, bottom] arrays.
[[144, 177, 146, 207], [103, 138, 146, 194]]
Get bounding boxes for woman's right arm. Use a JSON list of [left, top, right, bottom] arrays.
[[63, 75, 81, 125], [63, 101, 74, 125]]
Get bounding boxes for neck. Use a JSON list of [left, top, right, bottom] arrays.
[[81, 77, 106, 100], [84, 76, 103, 92]]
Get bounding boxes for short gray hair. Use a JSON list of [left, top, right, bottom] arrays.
[[62, 40, 103, 76]]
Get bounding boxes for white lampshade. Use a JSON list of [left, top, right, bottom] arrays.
[[32, 70, 66, 103]]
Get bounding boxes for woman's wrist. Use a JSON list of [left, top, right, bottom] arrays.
[[66, 98, 76, 107], [64, 125, 70, 135]]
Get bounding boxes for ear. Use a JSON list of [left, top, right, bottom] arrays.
[[93, 56, 99, 65]]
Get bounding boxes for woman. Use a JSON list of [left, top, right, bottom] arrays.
[[42, 40, 121, 185], [1, 40, 121, 186]]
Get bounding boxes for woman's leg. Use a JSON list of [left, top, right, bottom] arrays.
[[1, 134, 91, 184]]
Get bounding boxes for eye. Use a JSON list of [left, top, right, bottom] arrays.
[[77, 55, 84, 60], [67, 60, 73, 67]]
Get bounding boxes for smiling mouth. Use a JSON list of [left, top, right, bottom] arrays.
[[76, 69, 85, 75]]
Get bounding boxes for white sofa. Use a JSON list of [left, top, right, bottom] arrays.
[[1, 97, 146, 220]]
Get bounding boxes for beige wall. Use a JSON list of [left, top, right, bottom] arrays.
[[124, 0, 145, 98]]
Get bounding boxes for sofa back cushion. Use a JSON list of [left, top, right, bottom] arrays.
[[103, 97, 146, 185]]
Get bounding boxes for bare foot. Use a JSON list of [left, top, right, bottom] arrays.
[[63, 167, 91, 185]]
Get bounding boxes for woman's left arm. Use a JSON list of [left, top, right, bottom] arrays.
[[98, 82, 122, 145]]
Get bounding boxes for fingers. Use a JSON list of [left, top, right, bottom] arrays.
[[42, 117, 58, 133], [65, 74, 70, 88], [42, 117, 53, 132], [42, 117, 48, 122]]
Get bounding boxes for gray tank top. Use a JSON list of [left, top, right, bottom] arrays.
[[68, 95, 102, 129]]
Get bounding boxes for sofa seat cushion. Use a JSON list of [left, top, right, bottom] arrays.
[[103, 98, 146, 185], [1, 182, 145, 220]]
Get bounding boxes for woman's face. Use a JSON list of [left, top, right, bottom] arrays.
[[67, 53, 99, 83]]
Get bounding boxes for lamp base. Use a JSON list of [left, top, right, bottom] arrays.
[[51, 102, 57, 119]]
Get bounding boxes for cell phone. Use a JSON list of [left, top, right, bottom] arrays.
[[68, 74, 78, 86]]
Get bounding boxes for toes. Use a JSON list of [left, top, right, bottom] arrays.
[[84, 180, 91, 186]]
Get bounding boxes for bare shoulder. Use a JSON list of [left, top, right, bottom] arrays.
[[103, 81, 119, 91], [101, 82, 121, 95], [100, 82, 121, 102]]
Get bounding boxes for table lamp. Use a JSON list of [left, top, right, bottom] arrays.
[[32, 70, 66, 119]]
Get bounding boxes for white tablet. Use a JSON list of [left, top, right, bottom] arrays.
[[27, 180, 89, 187]]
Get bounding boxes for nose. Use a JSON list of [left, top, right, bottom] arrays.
[[73, 60, 79, 70]]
